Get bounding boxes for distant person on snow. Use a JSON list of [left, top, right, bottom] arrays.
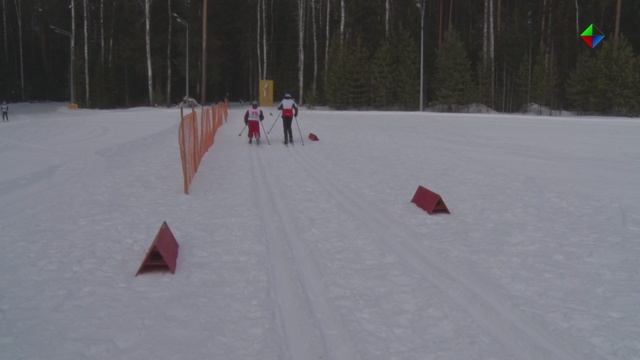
[[244, 101, 264, 144], [1, 101, 8, 122], [277, 93, 298, 145]]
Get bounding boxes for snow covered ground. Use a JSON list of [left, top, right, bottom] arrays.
[[1, 102, 639, 360]]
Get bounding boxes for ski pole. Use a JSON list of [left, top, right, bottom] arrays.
[[259, 120, 271, 145], [267, 112, 281, 134], [294, 116, 304, 146], [238, 124, 247, 136]]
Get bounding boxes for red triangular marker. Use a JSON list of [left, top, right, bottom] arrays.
[[411, 186, 450, 215], [136, 222, 180, 275]]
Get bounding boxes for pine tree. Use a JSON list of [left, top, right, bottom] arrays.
[[433, 29, 474, 108], [344, 39, 370, 108], [393, 31, 419, 109], [326, 39, 348, 109], [371, 40, 394, 108], [530, 53, 557, 110], [568, 37, 640, 115], [513, 56, 531, 111]]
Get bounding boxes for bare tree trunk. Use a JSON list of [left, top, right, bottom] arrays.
[[574, 0, 579, 36], [613, 0, 621, 49], [108, 0, 115, 68], [166, 0, 172, 106], [2, 0, 8, 67], [483, 0, 487, 64], [145, 0, 153, 105], [312, 0, 318, 100], [489, 0, 495, 106], [448, 0, 454, 30], [14, 0, 24, 99], [527, 42, 532, 105], [438, 0, 443, 47], [502, 57, 506, 111], [340, 0, 345, 46], [539, 0, 547, 53], [385, 0, 390, 38], [298, 0, 305, 104], [324, 0, 330, 92], [256, 0, 262, 80], [71, 0, 76, 103], [201, 0, 208, 104], [100, 0, 104, 65], [262, 0, 267, 78], [83, 0, 90, 106], [496, 0, 500, 34]]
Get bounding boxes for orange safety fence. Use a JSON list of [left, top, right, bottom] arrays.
[[178, 101, 229, 194]]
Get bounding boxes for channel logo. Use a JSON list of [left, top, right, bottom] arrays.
[[580, 24, 605, 49]]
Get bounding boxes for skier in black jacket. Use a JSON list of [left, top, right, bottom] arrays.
[[277, 94, 298, 145]]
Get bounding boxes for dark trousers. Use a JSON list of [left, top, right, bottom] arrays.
[[1, 112, 7, 121], [282, 117, 293, 142]]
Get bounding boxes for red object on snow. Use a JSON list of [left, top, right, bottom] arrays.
[[411, 186, 450, 215], [308, 133, 319, 141], [136, 222, 180, 275]]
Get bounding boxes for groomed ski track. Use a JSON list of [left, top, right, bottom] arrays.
[[190, 107, 616, 360], [3, 103, 639, 359]]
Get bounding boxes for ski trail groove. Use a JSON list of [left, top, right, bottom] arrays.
[[289, 149, 602, 360], [247, 147, 289, 360], [249, 147, 327, 360], [255, 149, 362, 360]]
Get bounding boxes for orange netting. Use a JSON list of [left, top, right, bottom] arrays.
[[178, 101, 229, 194]]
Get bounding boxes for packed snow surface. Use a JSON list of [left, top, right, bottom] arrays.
[[1, 102, 639, 359]]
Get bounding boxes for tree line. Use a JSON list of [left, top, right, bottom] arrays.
[[1, 0, 639, 115]]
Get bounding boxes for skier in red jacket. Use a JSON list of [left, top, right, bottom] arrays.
[[244, 101, 265, 144]]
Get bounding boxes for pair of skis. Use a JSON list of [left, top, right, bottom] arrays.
[[238, 120, 271, 145], [239, 111, 304, 146], [267, 112, 305, 146]]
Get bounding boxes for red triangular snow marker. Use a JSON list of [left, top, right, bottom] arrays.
[[411, 186, 450, 215], [308, 133, 319, 141], [136, 222, 180, 275]]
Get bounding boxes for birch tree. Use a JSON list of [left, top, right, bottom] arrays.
[[385, 0, 390, 38], [340, 0, 345, 46], [100, 0, 104, 65], [262, 0, 267, 78], [71, 0, 76, 103], [438, 0, 443, 47], [145, 0, 153, 105], [14, 0, 24, 99], [489, 0, 495, 105], [83, 0, 90, 106], [324, 0, 330, 91], [574, 0, 579, 36], [108, 0, 115, 67], [448, 0, 453, 30], [298, 0, 305, 104], [201, 0, 208, 104], [483, 0, 487, 63], [311, 0, 318, 99], [166, 0, 172, 106], [613, 0, 621, 49], [257, 0, 262, 80], [2, 0, 7, 67]]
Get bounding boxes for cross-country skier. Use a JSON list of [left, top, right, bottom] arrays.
[[1, 101, 8, 122], [244, 101, 264, 144], [277, 93, 298, 145]]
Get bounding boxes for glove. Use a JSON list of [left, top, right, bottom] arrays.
[[244, 120, 248, 125]]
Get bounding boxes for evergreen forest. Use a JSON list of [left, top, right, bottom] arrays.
[[1, 0, 639, 115]]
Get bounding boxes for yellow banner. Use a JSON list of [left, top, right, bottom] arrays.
[[259, 80, 274, 107]]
